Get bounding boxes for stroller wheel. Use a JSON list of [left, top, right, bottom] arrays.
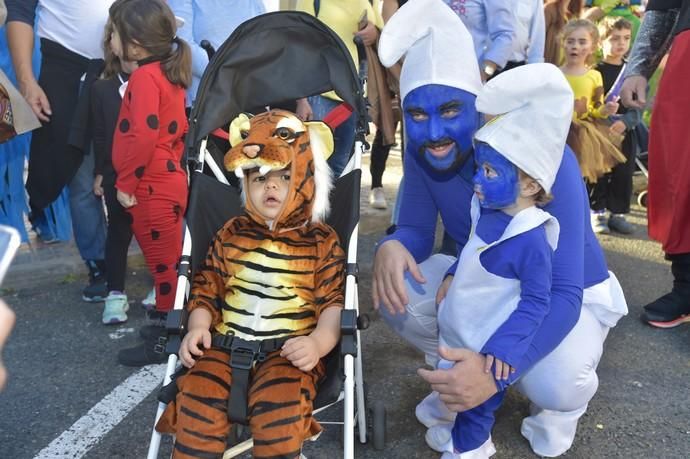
[[638, 190, 648, 208], [370, 400, 386, 450]]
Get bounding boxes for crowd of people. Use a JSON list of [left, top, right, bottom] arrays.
[[0, 0, 688, 458]]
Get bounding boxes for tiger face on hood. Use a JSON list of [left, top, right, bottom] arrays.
[[224, 109, 334, 230]]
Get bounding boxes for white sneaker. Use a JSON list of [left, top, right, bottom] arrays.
[[102, 293, 129, 325], [416, 391, 456, 428], [440, 436, 497, 459], [141, 287, 156, 310], [369, 187, 388, 209], [590, 211, 610, 234], [425, 423, 453, 453]]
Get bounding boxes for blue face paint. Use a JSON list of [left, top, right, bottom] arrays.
[[404, 85, 479, 173], [472, 142, 519, 209]]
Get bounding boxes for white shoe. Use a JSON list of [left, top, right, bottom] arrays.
[[369, 187, 388, 209], [416, 391, 456, 428], [141, 287, 156, 310], [425, 423, 453, 453], [102, 293, 129, 325], [440, 436, 497, 459]]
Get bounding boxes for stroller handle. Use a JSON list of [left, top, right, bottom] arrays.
[[200, 40, 215, 59]]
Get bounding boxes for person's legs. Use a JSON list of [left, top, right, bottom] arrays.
[[451, 391, 503, 455], [377, 253, 454, 366], [249, 354, 325, 458], [642, 252, 690, 327], [69, 152, 108, 301], [515, 306, 607, 457], [607, 135, 636, 234], [369, 129, 391, 209]]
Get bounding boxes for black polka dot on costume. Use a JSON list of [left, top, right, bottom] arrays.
[[135, 166, 145, 178], [166, 160, 176, 172], [146, 114, 159, 129], [168, 121, 178, 134], [172, 203, 182, 222], [156, 264, 167, 273], [119, 119, 130, 133], [151, 229, 160, 240], [148, 185, 154, 195], [159, 282, 172, 295]]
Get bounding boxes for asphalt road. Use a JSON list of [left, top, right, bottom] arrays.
[[1, 153, 688, 459]]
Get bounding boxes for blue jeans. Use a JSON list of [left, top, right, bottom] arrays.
[[69, 151, 106, 261], [308, 95, 356, 178]]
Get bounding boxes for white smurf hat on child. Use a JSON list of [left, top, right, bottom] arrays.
[[474, 63, 573, 194], [377, 0, 482, 101]]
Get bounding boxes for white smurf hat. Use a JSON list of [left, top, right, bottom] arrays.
[[377, 0, 482, 101], [474, 63, 573, 194]]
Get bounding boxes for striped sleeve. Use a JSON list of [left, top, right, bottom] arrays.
[[313, 225, 345, 316]]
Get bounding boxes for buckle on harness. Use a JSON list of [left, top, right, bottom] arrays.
[[229, 339, 263, 370]]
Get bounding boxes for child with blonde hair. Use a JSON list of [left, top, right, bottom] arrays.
[[560, 18, 626, 184]]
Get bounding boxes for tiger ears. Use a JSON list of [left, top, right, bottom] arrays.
[[305, 121, 334, 161], [228, 113, 253, 147]]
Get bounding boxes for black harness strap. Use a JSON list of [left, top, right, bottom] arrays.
[[211, 334, 290, 425]]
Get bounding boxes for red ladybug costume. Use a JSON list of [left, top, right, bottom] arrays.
[[112, 61, 188, 312]]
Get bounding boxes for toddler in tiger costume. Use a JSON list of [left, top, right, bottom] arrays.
[[156, 109, 346, 459]]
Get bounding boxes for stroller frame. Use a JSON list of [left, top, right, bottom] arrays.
[[146, 11, 379, 459]]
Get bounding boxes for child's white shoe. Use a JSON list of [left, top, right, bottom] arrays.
[[425, 423, 453, 453], [141, 287, 156, 310], [440, 436, 496, 459], [102, 293, 129, 325]]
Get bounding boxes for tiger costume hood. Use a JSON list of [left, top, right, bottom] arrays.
[[224, 109, 335, 231]]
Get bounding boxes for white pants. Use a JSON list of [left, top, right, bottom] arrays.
[[380, 254, 627, 457]]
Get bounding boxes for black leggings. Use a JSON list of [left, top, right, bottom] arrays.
[[104, 182, 134, 292], [588, 133, 637, 214], [370, 124, 402, 189]]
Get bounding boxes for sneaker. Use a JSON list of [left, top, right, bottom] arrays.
[[425, 424, 453, 453], [369, 187, 388, 210], [590, 212, 610, 234], [641, 291, 690, 328], [102, 293, 129, 325], [416, 391, 456, 428], [117, 340, 167, 367], [608, 214, 634, 234], [83, 260, 108, 302], [141, 287, 156, 310]]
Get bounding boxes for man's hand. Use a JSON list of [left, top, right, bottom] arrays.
[[295, 98, 313, 122], [20, 78, 51, 122], [354, 21, 378, 46], [372, 240, 426, 315], [281, 335, 320, 371], [117, 190, 137, 208], [93, 175, 104, 197], [418, 347, 498, 412], [435, 274, 453, 305], [179, 328, 212, 368], [620, 75, 648, 109]]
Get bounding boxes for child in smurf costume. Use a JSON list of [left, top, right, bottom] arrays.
[[432, 63, 574, 458]]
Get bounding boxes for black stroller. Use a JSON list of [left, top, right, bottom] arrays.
[[146, 11, 384, 459]]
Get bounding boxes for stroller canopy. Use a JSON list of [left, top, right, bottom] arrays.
[[187, 11, 368, 152]]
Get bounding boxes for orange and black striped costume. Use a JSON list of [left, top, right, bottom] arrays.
[[156, 110, 345, 459]]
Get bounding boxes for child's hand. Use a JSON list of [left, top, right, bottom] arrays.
[[93, 175, 104, 197], [484, 354, 515, 381], [603, 99, 620, 117], [609, 120, 627, 136], [281, 335, 320, 372], [116, 190, 137, 208], [179, 328, 212, 368], [435, 274, 454, 305]]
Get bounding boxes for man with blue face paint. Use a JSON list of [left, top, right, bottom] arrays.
[[374, 1, 628, 457]]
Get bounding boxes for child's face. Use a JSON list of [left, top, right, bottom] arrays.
[[247, 168, 291, 222], [603, 28, 632, 60], [563, 27, 594, 66], [472, 143, 519, 209]]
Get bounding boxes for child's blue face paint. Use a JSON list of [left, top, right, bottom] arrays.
[[472, 142, 519, 209], [403, 85, 479, 173]]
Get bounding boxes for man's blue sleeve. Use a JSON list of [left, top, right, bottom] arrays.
[[6, 0, 38, 25], [377, 153, 439, 262]]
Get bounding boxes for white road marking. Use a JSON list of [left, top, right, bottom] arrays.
[[108, 327, 136, 340], [33, 364, 167, 459]]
